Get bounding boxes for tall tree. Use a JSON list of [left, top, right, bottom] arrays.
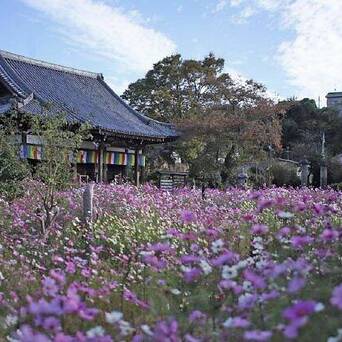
[[122, 54, 283, 183], [281, 98, 342, 185]]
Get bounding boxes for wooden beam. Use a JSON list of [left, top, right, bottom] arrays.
[[134, 148, 139, 187], [98, 143, 104, 183]]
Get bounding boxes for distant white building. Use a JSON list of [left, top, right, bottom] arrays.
[[326, 92, 342, 115]]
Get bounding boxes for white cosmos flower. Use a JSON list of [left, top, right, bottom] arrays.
[[105, 310, 123, 324], [222, 317, 233, 328], [243, 281, 253, 292], [141, 324, 153, 336], [5, 315, 18, 327], [211, 239, 224, 254], [170, 288, 181, 295], [119, 320, 133, 336], [199, 260, 212, 275], [222, 265, 238, 280], [86, 326, 105, 338], [315, 303, 325, 312], [327, 329, 342, 342], [278, 211, 294, 219]]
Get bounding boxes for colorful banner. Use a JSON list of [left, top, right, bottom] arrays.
[[76, 150, 98, 164], [20, 146, 145, 167], [104, 152, 145, 167], [20, 144, 42, 160]]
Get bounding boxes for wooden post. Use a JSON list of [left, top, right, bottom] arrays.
[[140, 147, 145, 184], [83, 183, 94, 226], [134, 148, 140, 187], [320, 161, 327, 188], [98, 144, 104, 183], [300, 159, 310, 187]]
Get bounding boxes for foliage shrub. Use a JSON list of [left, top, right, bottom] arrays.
[[270, 162, 300, 187]]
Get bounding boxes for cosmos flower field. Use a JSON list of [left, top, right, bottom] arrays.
[[0, 184, 342, 341]]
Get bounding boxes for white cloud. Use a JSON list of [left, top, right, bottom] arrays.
[[225, 67, 281, 101], [105, 76, 131, 96], [277, 0, 342, 100], [21, 0, 176, 74], [216, 0, 342, 101], [232, 6, 256, 24]]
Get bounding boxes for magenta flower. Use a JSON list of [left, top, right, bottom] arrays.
[[251, 224, 269, 235], [330, 283, 342, 310], [243, 269, 266, 289], [287, 277, 306, 294], [42, 276, 59, 297], [188, 310, 207, 323], [65, 261, 76, 274], [153, 319, 180, 342], [14, 325, 51, 342], [283, 318, 308, 339], [149, 242, 171, 254], [211, 251, 237, 267], [290, 235, 313, 249], [42, 316, 60, 332], [283, 300, 317, 321], [180, 255, 200, 265], [181, 210, 195, 224], [183, 268, 202, 283], [143, 255, 167, 270], [320, 229, 339, 242], [256, 199, 273, 212], [78, 307, 98, 320]]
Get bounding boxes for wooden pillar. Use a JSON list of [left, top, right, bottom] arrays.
[[134, 148, 140, 187], [300, 159, 310, 187], [140, 147, 145, 184], [98, 144, 104, 183], [320, 162, 327, 188]]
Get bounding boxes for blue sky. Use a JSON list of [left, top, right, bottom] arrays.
[[1, 0, 341, 103]]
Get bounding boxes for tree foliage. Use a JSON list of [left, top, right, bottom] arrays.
[[281, 98, 342, 185], [0, 115, 30, 199], [123, 54, 284, 183]]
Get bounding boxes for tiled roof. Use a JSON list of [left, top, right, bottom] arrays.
[[0, 50, 178, 141], [326, 92, 342, 98]]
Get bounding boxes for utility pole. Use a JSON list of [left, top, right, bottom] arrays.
[[320, 132, 327, 188]]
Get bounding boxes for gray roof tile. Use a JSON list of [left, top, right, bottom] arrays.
[[0, 50, 178, 141]]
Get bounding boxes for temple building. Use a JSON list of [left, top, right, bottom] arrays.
[[0, 50, 178, 184], [326, 92, 342, 117]]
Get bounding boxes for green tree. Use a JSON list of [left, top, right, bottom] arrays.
[[29, 113, 89, 231], [123, 54, 284, 184], [281, 98, 342, 185], [0, 115, 30, 199]]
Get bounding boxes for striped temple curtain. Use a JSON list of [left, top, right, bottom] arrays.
[[20, 144, 42, 160], [76, 150, 99, 164], [104, 151, 146, 167], [20, 147, 146, 167]]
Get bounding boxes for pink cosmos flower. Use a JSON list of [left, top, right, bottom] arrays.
[[251, 224, 269, 235], [330, 283, 342, 310], [180, 255, 200, 265], [153, 319, 180, 342], [183, 268, 202, 283], [188, 310, 207, 323], [283, 300, 317, 321], [287, 277, 306, 294], [181, 210, 195, 224], [243, 269, 266, 289], [290, 235, 313, 249], [211, 251, 237, 267], [320, 229, 339, 242]]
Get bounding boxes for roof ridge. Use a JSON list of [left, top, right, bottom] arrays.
[[0, 50, 102, 79]]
